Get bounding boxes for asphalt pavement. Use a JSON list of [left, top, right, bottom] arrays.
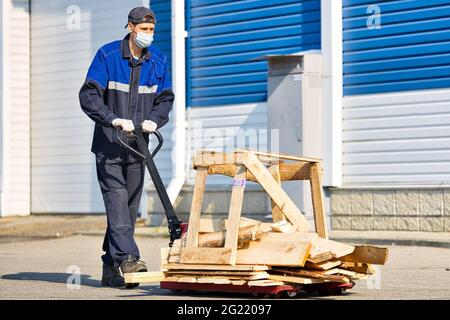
[[1, 234, 449, 300]]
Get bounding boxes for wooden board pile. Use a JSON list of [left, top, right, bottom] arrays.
[[126, 217, 388, 289], [124, 150, 388, 294]]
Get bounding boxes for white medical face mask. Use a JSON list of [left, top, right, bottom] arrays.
[[134, 31, 153, 48]]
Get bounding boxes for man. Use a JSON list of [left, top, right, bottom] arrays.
[[79, 6, 174, 288]]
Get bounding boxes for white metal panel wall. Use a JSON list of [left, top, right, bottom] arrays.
[[9, 0, 30, 215], [0, 1, 4, 199], [187, 103, 268, 185], [342, 89, 450, 185], [30, 0, 158, 213], [1, 0, 30, 216]]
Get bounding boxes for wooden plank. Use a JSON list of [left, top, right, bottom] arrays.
[[309, 237, 355, 259], [247, 279, 285, 287], [271, 268, 349, 283], [264, 232, 319, 242], [220, 217, 260, 230], [163, 263, 270, 271], [160, 247, 170, 272], [169, 274, 242, 281], [239, 149, 322, 163], [340, 262, 375, 275], [224, 164, 247, 264], [246, 272, 271, 281], [199, 218, 222, 233], [198, 217, 262, 239], [307, 251, 333, 264], [276, 162, 311, 181], [207, 162, 311, 182], [164, 276, 181, 282], [178, 276, 198, 283], [230, 280, 247, 286], [195, 150, 279, 166], [124, 271, 165, 284], [270, 221, 293, 233], [185, 167, 207, 248], [305, 260, 342, 271], [268, 274, 324, 284], [206, 278, 231, 284], [166, 270, 255, 276], [270, 165, 286, 223], [310, 163, 328, 239], [244, 153, 310, 232], [324, 268, 367, 280], [340, 245, 389, 265], [237, 239, 311, 267], [169, 239, 182, 256], [166, 270, 270, 280], [260, 223, 274, 233], [168, 255, 181, 264], [193, 150, 246, 168], [198, 224, 264, 248], [181, 247, 233, 265], [196, 277, 231, 284]]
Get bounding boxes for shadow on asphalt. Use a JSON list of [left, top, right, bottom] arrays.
[[1, 272, 102, 288], [1, 274, 354, 299]]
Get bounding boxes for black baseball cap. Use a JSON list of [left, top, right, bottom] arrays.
[[124, 6, 156, 28]]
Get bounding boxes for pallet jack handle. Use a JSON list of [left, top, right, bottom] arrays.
[[115, 125, 184, 247]]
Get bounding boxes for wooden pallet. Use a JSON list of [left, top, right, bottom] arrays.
[[123, 149, 389, 297], [182, 149, 329, 266]]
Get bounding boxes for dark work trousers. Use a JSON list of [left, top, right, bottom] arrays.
[[95, 156, 145, 267]]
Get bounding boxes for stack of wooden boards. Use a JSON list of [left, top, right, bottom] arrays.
[[125, 217, 389, 290], [124, 149, 388, 295]]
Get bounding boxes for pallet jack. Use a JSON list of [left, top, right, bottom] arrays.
[[116, 125, 186, 247], [117, 127, 354, 297]]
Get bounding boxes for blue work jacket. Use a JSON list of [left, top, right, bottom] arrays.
[[79, 34, 174, 162]]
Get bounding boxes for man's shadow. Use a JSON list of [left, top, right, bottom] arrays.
[[1, 273, 162, 293], [2, 272, 102, 288]]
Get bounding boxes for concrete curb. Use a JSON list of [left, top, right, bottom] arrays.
[[330, 237, 450, 249]]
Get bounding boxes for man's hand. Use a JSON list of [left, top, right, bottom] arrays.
[[142, 120, 157, 133], [112, 118, 135, 133]]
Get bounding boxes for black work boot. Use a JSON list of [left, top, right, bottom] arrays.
[[101, 262, 125, 287], [120, 255, 147, 289], [120, 254, 148, 273]]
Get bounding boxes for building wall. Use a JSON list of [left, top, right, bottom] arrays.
[[331, 188, 450, 233], [30, 0, 170, 213], [0, 0, 30, 217], [0, 0, 4, 214], [332, 88, 450, 232], [342, 89, 450, 186], [186, 0, 322, 107], [330, 0, 450, 232]]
